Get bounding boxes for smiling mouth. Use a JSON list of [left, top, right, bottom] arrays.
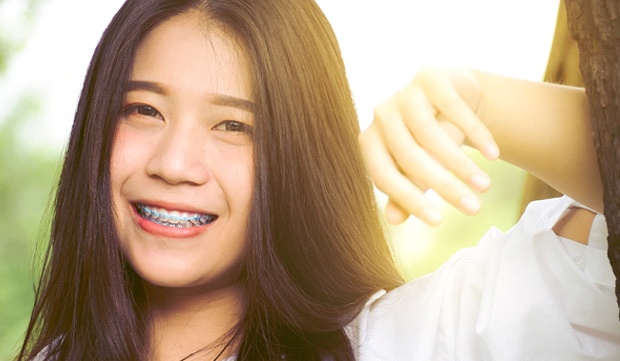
[[135, 203, 218, 228]]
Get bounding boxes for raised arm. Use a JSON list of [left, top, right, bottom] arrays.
[[360, 67, 602, 224]]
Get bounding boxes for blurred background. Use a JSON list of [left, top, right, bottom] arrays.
[[0, 0, 561, 358]]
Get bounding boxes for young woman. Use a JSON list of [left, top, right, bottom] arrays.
[[20, 0, 402, 360], [17, 0, 619, 360]]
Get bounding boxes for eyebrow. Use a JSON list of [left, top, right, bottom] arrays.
[[127, 80, 167, 95], [126, 80, 255, 112]]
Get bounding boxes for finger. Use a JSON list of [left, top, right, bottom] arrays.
[[359, 124, 443, 225], [385, 199, 410, 225], [397, 88, 491, 193], [416, 68, 499, 160], [373, 106, 481, 215], [438, 120, 491, 192], [393, 141, 482, 215]]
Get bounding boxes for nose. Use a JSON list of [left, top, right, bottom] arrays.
[[146, 123, 210, 185]]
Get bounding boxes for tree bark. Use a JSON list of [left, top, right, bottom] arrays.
[[564, 0, 620, 318]]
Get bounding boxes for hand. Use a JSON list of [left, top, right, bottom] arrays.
[[359, 67, 500, 225]]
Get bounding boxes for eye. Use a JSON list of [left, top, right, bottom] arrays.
[[213, 120, 253, 136], [123, 104, 164, 120]]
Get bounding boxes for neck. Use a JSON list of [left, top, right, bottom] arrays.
[[146, 282, 245, 361]]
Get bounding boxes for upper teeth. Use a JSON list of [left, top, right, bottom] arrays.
[[136, 204, 216, 227]]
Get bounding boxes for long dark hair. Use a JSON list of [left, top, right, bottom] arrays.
[[18, 0, 403, 360]]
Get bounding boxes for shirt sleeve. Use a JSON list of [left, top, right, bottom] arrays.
[[347, 196, 620, 361]]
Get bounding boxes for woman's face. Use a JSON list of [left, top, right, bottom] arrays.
[[111, 12, 254, 291]]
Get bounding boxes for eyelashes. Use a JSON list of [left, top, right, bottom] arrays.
[[122, 103, 253, 136], [123, 104, 163, 120], [213, 120, 253, 136]]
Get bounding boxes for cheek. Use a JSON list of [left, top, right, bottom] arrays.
[[110, 129, 126, 194], [232, 154, 254, 213], [110, 125, 150, 186], [214, 145, 254, 207], [109, 128, 131, 228], [109, 125, 149, 217]]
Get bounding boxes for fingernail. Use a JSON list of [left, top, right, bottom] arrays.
[[421, 208, 443, 225], [460, 196, 481, 214], [483, 143, 500, 160], [470, 173, 491, 191]]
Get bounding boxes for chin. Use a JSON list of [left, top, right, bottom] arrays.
[[129, 255, 245, 292]]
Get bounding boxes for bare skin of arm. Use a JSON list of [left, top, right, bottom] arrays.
[[553, 207, 596, 245], [473, 69, 602, 213], [360, 67, 602, 225]]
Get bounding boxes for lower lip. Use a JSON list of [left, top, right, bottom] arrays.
[[132, 206, 212, 238]]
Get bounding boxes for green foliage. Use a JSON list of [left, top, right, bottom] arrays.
[[0, 94, 60, 360], [0, 0, 50, 359]]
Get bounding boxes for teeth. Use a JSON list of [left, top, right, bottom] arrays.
[[136, 204, 217, 228]]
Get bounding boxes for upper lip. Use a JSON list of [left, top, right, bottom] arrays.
[[132, 199, 216, 216]]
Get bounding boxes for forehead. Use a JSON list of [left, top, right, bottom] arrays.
[[131, 11, 252, 100]]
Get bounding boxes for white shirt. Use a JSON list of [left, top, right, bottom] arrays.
[[347, 196, 620, 360]]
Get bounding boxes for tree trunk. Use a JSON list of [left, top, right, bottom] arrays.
[[564, 0, 620, 319]]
